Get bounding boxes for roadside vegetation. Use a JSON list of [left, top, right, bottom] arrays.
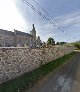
[[0, 52, 75, 92], [74, 43, 80, 49]]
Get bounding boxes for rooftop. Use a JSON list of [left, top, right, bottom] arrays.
[[14, 30, 33, 37], [0, 29, 33, 37], [0, 29, 14, 36]]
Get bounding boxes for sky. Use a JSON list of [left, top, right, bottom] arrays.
[[0, 0, 80, 42]]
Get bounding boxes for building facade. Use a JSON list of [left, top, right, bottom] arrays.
[[0, 24, 37, 47], [0, 29, 15, 47]]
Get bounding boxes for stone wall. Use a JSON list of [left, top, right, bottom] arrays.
[[0, 46, 74, 84]]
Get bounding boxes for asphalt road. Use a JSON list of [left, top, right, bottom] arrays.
[[27, 52, 80, 92]]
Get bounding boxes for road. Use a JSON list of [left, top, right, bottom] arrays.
[[26, 52, 80, 92]]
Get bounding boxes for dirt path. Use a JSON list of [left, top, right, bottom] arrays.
[[26, 52, 80, 92]]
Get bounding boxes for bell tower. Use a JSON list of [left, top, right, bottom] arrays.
[[30, 24, 36, 46]]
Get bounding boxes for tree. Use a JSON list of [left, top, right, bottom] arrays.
[[47, 37, 55, 46], [74, 43, 80, 49], [56, 42, 60, 45], [59, 42, 66, 45]]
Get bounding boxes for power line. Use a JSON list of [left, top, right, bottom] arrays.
[[20, 0, 72, 38], [32, 0, 63, 29], [31, 0, 72, 37], [21, 0, 56, 26], [32, 0, 48, 15]]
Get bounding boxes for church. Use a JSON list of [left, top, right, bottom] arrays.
[[0, 24, 41, 47]]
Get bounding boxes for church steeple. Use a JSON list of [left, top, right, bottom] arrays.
[[32, 24, 36, 31], [30, 24, 36, 46], [33, 24, 35, 30]]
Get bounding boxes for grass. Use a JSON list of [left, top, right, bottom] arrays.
[[0, 52, 76, 92]]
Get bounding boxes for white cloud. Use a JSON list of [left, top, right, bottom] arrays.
[[55, 11, 80, 28], [2, 0, 79, 42], [0, 0, 27, 31]]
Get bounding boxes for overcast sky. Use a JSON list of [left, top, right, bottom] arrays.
[[0, 0, 80, 42]]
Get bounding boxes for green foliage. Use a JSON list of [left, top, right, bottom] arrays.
[[56, 42, 59, 45], [59, 42, 66, 45], [0, 52, 75, 92], [74, 43, 80, 49], [70, 41, 80, 47], [47, 37, 55, 46], [56, 42, 66, 45]]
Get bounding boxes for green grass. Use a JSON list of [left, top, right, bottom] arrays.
[[0, 52, 76, 92]]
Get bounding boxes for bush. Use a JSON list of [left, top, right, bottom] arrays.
[[74, 43, 80, 49]]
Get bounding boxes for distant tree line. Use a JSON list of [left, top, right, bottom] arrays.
[[56, 42, 66, 45], [41, 37, 67, 48], [47, 37, 67, 46]]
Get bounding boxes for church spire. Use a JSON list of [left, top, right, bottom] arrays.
[[33, 24, 35, 30]]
